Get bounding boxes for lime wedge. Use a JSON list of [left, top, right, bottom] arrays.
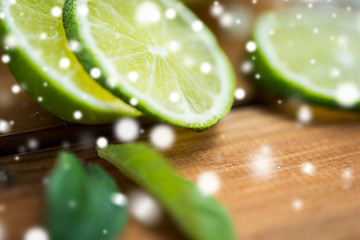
[[253, 7, 360, 110], [0, 0, 140, 124], [63, 0, 235, 131]]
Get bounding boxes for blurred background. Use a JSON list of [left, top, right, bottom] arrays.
[[1, 0, 360, 240]]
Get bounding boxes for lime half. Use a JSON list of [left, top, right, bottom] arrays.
[[0, 0, 140, 124], [63, 0, 235, 131], [253, 7, 360, 110]]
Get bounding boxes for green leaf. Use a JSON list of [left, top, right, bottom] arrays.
[[97, 144, 235, 240], [46, 152, 127, 240]]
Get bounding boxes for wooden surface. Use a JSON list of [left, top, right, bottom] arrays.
[[2, 106, 360, 240], [1, 1, 360, 240]]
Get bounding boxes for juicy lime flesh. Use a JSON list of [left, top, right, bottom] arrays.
[[260, 8, 360, 92], [70, 0, 234, 125], [6, 0, 137, 112]]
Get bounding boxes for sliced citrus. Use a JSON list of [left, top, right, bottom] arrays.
[[63, 0, 236, 131], [0, 0, 140, 124], [253, 7, 360, 110]]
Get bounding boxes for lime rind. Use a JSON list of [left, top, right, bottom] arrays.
[[0, 0, 140, 125], [63, 0, 236, 131], [252, 7, 360, 110], [253, 47, 339, 107]]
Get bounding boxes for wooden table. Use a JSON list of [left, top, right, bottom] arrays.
[[1, 1, 360, 240]]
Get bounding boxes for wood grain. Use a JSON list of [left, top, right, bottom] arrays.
[[1, 1, 360, 240], [1, 107, 360, 240]]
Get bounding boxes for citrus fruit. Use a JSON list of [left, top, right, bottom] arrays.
[[253, 7, 360, 110], [0, 0, 140, 124], [63, 0, 236, 131]]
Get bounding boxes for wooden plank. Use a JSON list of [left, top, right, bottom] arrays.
[[1, 107, 360, 240]]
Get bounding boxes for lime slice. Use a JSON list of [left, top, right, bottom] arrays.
[[63, 0, 235, 131], [253, 7, 360, 110], [0, 0, 140, 124]]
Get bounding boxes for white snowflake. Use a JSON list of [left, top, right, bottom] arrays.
[[150, 125, 175, 149], [342, 169, 353, 180], [250, 146, 275, 177], [111, 192, 127, 206], [234, 88, 246, 100], [192, 20, 203, 32], [129, 190, 162, 226], [165, 8, 176, 19], [59, 57, 70, 69], [1, 54, 10, 64], [130, 98, 138, 106], [167, 40, 181, 52], [128, 71, 139, 82], [68, 200, 77, 208], [245, 41, 257, 52], [342, 169, 354, 189], [336, 83, 359, 107], [114, 118, 140, 142], [78, 5, 89, 16], [200, 62, 212, 74], [241, 60, 253, 74], [24, 227, 49, 240], [40, 33, 47, 40], [197, 171, 221, 195], [73, 110, 83, 120], [68, 40, 81, 52], [169, 92, 180, 103], [27, 138, 39, 150], [210, 2, 224, 17], [219, 13, 234, 28], [4, 35, 17, 49], [51, 6, 62, 18], [330, 68, 340, 78], [297, 105, 312, 123], [96, 137, 108, 148], [90, 68, 101, 79], [0, 119, 11, 133], [292, 199, 303, 211], [11, 84, 20, 94], [136, 1, 161, 24], [301, 162, 315, 176]]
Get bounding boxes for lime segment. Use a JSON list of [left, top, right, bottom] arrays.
[[0, 0, 140, 124], [63, 0, 236, 130], [253, 7, 360, 109]]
